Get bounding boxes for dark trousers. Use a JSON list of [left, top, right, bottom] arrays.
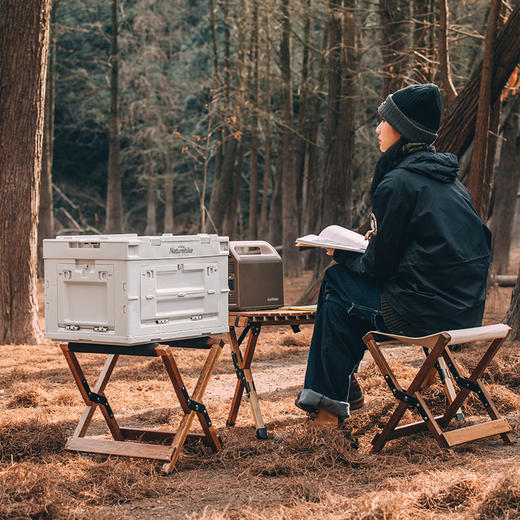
[[303, 263, 388, 403]]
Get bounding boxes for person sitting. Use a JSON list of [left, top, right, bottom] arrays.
[[296, 83, 492, 426]]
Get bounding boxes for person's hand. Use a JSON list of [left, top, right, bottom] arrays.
[[364, 230, 374, 241], [326, 248, 335, 256]]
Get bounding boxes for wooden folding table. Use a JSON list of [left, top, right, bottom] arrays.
[[226, 308, 316, 439], [60, 336, 224, 473]]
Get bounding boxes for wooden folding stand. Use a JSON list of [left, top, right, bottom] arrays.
[[363, 324, 514, 452], [227, 308, 316, 439], [60, 337, 224, 473]]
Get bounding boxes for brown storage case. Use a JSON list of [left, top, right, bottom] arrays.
[[228, 241, 284, 310]]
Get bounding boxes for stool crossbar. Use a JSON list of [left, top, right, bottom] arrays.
[[60, 337, 224, 473], [363, 324, 513, 452]]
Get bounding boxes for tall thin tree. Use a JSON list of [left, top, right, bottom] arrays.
[[438, 0, 457, 105], [380, 0, 411, 96], [490, 95, 520, 275], [259, 6, 273, 240], [38, 0, 58, 277], [105, 0, 123, 233], [467, 0, 502, 218], [248, 0, 260, 239], [413, 0, 434, 83], [279, 0, 300, 276]]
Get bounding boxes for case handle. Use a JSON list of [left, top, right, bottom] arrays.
[[229, 240, 279, 257]]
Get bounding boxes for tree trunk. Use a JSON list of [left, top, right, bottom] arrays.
[[144, 175, 157, 235], [248, 0, 259, 239], [259, 8, 273, 241], [105, 0, 122, 233], [38, 0, 58, 278], [338, 0, 357, 224], [380, 0, 411, 96], [208, 0, 225, 232], [321, 0, 357, 229], [224, 138, 246, 239], [279, 0, 300, 277], [438, 0, 457, 106], [413, 0, 434, 83], [294, 0, 313, 224], [482, 97, 502, 219], [163, 173, 174, 233], [208, 0, 244, 235], [258, 117, 271, 240], [435, 6, 520, 156], [467, 0, 502, 219], [321, 1, 343, 230], [269, 154, 283, 247], [302, 26, 327, 272], [0, 0, 51, 343], [209, 138, 238, 234], [505, 263, 520, 340], [490, 95, 520, 275]]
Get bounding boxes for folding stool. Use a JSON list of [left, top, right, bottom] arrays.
[[363, 324, 513, 452], [60, 337, 223, 473]]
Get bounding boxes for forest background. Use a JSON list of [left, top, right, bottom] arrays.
[[1, 0, 520, 343]]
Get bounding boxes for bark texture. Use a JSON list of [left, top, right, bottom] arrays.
[[321, 0, 357, 230], [505, 263, 520, 340], [466, 0, 502, 218], [38, 0, 57, 278], [0, 0, 51, 343], [413, 0, 434, 83], [438, 0, 457, 105], [380, 0, 410, 96], [491, 96, 520, 275]]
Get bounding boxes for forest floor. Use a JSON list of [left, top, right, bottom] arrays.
[[1, 260, 520, 519]]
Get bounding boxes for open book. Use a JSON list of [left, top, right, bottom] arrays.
[[295, 225, 367, 253]]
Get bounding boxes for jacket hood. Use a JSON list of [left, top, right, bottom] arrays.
[[398, 151, 459, 183]]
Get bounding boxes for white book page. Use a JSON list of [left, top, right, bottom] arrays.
[[296, 225, 367, 253]]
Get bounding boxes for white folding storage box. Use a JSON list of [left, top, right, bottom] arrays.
[[43, 234, 229, 345]]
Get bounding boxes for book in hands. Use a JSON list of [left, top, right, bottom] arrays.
[[295, 225, 367, 253]]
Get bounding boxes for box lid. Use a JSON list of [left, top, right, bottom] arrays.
[[43, 234, 229, 260]]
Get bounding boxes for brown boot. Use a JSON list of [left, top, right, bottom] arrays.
[[305, 407, 340, 428], [348, 374, 365, 410]]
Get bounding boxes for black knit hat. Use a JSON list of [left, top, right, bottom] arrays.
[[378, 83, 442, 144]]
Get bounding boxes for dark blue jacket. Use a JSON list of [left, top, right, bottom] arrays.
[[334, 150, 491, 334]]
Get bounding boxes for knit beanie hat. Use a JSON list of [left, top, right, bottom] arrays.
[[378, 83, 442, 144]]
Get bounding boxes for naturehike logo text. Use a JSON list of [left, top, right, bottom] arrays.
[[169, 246, 194, 255]]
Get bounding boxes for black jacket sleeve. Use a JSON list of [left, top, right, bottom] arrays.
[[333, 170, 415, 281]]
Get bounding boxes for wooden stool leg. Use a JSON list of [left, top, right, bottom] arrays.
[[227, 327, 246, 426], [227, 326, 267, 439], [372, 400, 409, 452], [367, 333, 451, 451], [440, 342, 513, 444], [73, 354, 120, 438], [187, 341, 223, 451], [364, 334, 410, 451], [436, 356, 464, 421], [60, 344, 123, 441], [157, 343, 223, 473]]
